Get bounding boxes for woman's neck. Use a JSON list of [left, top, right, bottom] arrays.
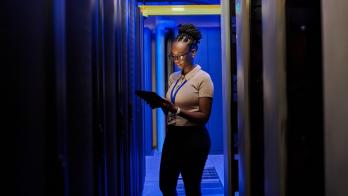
[[181, 64, 195, 75]]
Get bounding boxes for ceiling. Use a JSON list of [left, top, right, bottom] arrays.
[[138, 0, 220, 5]]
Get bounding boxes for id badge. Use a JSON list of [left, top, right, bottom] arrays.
[[167, 112, 176, 125]]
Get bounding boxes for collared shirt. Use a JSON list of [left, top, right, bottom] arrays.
[[165, 65, 214, 126]]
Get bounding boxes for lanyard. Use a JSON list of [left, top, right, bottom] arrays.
[[170, 77, 187, 104]]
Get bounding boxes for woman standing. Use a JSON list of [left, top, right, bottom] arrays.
[[159, 24, 214, 196]]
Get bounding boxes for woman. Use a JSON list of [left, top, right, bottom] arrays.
[[159, 24, 214, 196]]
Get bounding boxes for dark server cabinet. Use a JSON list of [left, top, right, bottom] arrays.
[[262, 0, 324, 195], [9, 0, 145, 195]]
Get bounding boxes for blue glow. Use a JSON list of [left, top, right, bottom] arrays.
[[156, 25, 166, 152], [144, 28, 153, 155], [53, 0, 69, 195], [236, 0, 241, 15], [155, 20, 176, 152]]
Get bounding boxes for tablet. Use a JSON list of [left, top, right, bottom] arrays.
[[135, 90, 166, 108]]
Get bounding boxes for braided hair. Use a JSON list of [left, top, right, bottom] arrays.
[[175, 24, 202, 51]]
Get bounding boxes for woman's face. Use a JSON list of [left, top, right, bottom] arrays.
[[170, 41, 195, 69]]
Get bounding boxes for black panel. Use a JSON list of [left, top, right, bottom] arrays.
[[229, 0, 238, 194], [285, 0, 324, 195], [66, 0, 95, 195], [102, 0, 119, 195], [91, 1, 105, 195], [6, 0, 58, 195], [249, 0, 264, 195]]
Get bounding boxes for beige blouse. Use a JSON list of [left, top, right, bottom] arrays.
[[165, 65, 214, 126]]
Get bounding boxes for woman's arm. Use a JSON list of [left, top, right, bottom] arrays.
[[162, 97, 213, 125]]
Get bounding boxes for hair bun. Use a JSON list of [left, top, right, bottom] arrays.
[[178, 24, 202, 43]]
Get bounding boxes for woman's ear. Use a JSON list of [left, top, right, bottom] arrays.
[[191, 49, 197, 57]]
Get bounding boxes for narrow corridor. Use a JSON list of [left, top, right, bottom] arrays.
[[7, 0, 348, 196]]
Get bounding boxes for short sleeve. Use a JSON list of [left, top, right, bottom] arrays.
[[198, 74, 214, 98]]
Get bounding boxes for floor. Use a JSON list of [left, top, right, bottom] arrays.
[[142, 151, 224, 196]]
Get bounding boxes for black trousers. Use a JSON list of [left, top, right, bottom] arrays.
[[159, 125, 211, 196]]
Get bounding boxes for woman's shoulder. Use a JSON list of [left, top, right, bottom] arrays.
[[196, 69, 212, 82], [198, 69, 211, 77]]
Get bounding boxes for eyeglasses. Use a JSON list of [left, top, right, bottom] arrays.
[[167, 51, 191, 61]]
